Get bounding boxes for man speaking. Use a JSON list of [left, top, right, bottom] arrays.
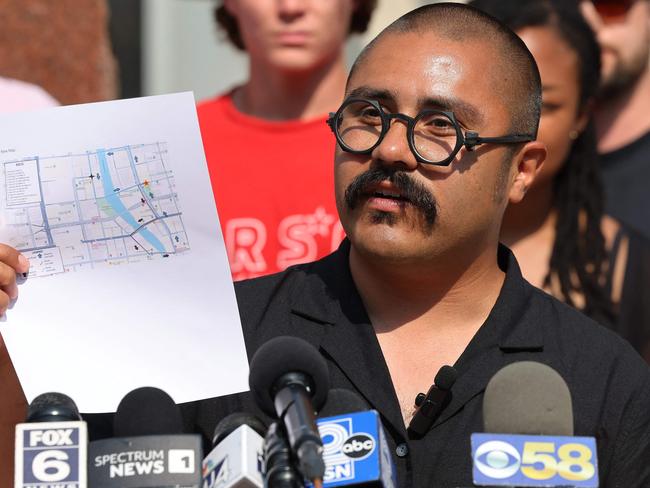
[[191, 3, 650, 487], [0, 2, 646, 487]]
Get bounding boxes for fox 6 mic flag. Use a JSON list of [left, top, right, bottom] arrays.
[[471, 433, 598, 487], [15, 420, 88, 488]]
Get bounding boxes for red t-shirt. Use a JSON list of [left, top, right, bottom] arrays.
[[197, 93, 344, 281]]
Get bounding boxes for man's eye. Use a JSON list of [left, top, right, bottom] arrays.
[[419, 115, 455, 132], [360, 107, 381, 118]]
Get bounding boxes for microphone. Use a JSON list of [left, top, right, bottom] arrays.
[[316, 389, 397, 487], [263, 421, 304, 488], [471, 361, 598, 487], [201, 413, 266, 488], [14, 392, 88, 488], [407, 365, 457, 437], [88, 386, 203, 488], [249, 336, 330, 484]]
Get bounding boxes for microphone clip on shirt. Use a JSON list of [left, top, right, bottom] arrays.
[[408, 365, 458, 437]]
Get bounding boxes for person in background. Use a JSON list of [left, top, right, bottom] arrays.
[[0, 76, 58, 113], [470, 0, 650, 361], [199, 0, 377, 280], [580, 0, 650, 239]]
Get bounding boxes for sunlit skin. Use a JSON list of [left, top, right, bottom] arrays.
[[501, 26, 621, 300], [580, 0, 650, 151], [223, 0, 355, 120], [335, 31, 546, 421]]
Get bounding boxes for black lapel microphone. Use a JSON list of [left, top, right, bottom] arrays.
[[407, 365, 458, 437]]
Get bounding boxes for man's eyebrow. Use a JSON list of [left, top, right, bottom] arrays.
[[418, 95, 485, 127], [345, 86, 395, 103]]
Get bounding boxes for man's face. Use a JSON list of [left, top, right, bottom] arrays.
[[334, 32, 529, 265], [580, 0, 650, 95], [223, 0, 354, 72]]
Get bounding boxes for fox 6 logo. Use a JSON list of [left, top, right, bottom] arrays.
[[20, 425, 83, 485]]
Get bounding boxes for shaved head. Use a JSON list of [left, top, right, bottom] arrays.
[[349, 2, 542, 138]]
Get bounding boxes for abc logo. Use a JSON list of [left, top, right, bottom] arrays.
[[342, 434, 375, 460], [474, 440, 521, 479]]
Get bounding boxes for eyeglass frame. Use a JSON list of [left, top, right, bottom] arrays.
[[326, 98, 534, 166]]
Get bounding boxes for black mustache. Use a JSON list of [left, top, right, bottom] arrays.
[[344, 167, 437, 225]]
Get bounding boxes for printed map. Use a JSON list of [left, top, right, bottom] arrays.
[[1, 143, 190, 278]]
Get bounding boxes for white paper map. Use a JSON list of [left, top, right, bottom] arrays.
[[0, 93, 250, 412], [3, 143, 190, 278]]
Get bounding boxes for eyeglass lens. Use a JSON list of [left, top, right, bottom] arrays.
[[592, 0, 635, 21], [336, 100, 458, 164]]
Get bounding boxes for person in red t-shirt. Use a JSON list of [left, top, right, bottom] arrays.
[[199, 0, 377, 280]]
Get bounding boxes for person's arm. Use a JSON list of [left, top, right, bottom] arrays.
[[0, 243, 30, 486], [0, 335, 27, 487]]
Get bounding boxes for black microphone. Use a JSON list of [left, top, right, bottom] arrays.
[[15, 392, 88, 488], [248, 336, 330, 484], [317, 388, 369, 417], [263, 421, 304, 488], [88, 386, 203, 488], [202, 413, 267, 488], [407, 365, 457, 437]]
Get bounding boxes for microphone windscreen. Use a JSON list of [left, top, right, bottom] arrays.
[[212, 412, 267, 447], [318, 388, 369, 417], [483, 361, 573, 435], [434, 365, 458, 391], [27, 392, 81, 422], [113, 386, 183, 437], [248, 336, 330, 415]]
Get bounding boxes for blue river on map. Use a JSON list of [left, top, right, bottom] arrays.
[[97, 148, 166, 254]]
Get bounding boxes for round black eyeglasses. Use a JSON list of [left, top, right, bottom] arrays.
[[327, 98, 534, 166]]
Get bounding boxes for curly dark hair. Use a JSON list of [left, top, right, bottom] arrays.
[[215, 1, 378, 51], [470, 0, 615, 322]]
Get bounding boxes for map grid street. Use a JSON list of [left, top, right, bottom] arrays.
[[1, 142, 190, 278]]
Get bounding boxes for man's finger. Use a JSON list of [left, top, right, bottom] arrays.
[[0, 245, 29, 275], [0, 262, 18, 301]]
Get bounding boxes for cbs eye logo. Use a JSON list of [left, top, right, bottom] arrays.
[[474, 441, 521, 479]]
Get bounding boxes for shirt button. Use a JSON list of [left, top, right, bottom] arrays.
[[395, 443, 409, 457]]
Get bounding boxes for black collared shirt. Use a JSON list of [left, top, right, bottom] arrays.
[[184, 241, 650, 487]]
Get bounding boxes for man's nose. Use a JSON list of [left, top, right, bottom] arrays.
[[278, 0, 307, 22], [371, 118, 419, 171]]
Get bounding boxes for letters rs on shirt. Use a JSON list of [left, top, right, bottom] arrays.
[[225, 207, 344, 280]]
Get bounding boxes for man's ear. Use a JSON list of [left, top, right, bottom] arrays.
[[508, 141, 546, 204]]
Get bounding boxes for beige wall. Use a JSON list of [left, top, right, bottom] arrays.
[[0, 0, 117, 105]]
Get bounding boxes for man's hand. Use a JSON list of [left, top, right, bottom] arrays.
[[0, 244, 29, 315]]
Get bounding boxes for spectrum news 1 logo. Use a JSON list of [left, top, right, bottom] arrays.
[[471, 433, 599, 487], [15, 421, 87, 488]]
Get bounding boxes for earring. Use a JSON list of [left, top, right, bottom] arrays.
[[569, 130, 579, 140]]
